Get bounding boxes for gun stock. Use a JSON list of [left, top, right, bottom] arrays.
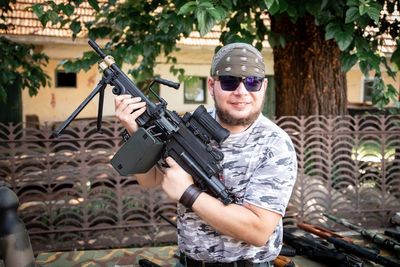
[[274, 255, 295, 267]]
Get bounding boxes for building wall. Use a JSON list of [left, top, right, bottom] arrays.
[[21, 42, 398, 123], [21, 43, 275, 123], [347, 70, 400, 105]]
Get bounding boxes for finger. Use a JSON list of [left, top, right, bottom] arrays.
[[114, 94, 131, 107], [165, 157, 178, 167], [116, 95, 141, 110], [124, 101, 146, 114], [130, 105, 147, 118]]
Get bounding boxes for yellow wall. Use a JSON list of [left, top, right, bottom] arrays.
[[22, 43, 101, 123], [347, 67, 399, 104], [21, 42, 398, 124]]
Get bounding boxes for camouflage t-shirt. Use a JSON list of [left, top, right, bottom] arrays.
[[177, 112, 297, 263]]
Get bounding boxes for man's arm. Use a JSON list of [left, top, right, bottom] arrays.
[[193, 193, 282, 247], [114, 95, 162, 188], [134, 166, 163, 188], [161, 157, 282, 247]]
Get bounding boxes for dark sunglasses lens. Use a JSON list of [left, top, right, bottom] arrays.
[[244, 77, 263, 91], [219, 76, 241, 91]]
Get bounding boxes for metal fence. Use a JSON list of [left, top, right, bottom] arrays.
[[1, 115, 399, 253]]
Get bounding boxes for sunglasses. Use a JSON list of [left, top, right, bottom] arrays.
[[216, 76, 264, 92]]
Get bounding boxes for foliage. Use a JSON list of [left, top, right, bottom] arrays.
[[0, 1, 50, 103], [31, 0, 400, 110]]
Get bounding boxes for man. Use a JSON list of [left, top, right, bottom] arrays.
[[114, 43, 297, 266]]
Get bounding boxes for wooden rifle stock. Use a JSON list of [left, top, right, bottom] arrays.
[[274, 255, 296, 267], [298, 223, 353, 243]]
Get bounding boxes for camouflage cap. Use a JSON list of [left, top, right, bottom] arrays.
[[210, 43, 265, 78]]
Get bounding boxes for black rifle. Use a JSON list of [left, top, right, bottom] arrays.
[[283, 227, 364, 267], [299, 223, 400, 267], [324, 214, 400, 255], [385, 229, 400, 243], [53, 39, 234, 205]]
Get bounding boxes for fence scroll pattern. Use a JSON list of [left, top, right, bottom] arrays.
[[0, 115, 399, 253]]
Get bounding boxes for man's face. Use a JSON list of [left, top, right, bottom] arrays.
[[208, 76, 267, 128]]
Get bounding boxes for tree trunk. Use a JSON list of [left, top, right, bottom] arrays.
[[271, 14, 347, 116]]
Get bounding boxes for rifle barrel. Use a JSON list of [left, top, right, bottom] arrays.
[[88, 39, 106, 58], [324, 214, 400, 254]]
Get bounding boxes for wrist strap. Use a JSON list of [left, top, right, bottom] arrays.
[[121, 129, 131, 142], [179, 184, 201, 209]]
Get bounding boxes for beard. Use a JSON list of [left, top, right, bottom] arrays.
[[213, 94, 265, 126]]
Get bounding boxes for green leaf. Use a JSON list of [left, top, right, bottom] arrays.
[[335, 25, 354, 51], [346, 0, 358, 6], [325, 22, 341, 40], [366, 53, 381, 71], [390, 47, 400, 69], [359, 60, 370, 76], [70, 20, 81, 34], [178, 1, 196, 15], [63, 4, 75, 16], [366, 2, 382, 23], [88, 0, 100, 12], [221, 0, 232, 10], [305, 0, 322, 16], [336, 32, 353, 51], [197, 10, 215, 36], [341, 53, 358, 72], [263, 0, 275, 10], [32, 4, 45, 18], [48, 10, 61, 23], [207, 7, 223, 20], [267, 1, 280, 15], [214, 6, 227, 20], [345, 7, 359, 23]]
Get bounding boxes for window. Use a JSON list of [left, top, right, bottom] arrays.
[[184, 77, 207, 104], [55, 71, 77, 88], [362, 77, 374, 103]]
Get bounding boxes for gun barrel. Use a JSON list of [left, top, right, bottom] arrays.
[[324, 214, 400, 253], [324, 214, 362, 232], [385, 229, 400, 243], [326, 236, 400, 267], [88, 39, 106, 58]]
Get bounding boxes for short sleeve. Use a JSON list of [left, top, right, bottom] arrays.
[[244, 137, 297, 216]]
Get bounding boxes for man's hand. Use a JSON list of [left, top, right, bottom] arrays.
[[114, 95, 146, 134], [161, 157, 195, 202]]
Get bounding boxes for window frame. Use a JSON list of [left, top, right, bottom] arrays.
[[183, 76, 207, 104]]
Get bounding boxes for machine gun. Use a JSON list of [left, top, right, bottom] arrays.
[[53, 39, 234, 205]]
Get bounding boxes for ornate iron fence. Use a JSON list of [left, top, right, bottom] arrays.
[[1, 115, 399, 253]]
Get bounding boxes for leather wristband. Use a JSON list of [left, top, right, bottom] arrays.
[[179, 184, 201, 209]]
